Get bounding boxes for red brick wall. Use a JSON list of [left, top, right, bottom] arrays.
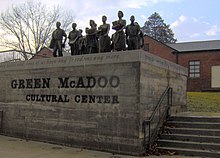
[[178, 51, 220, 91], [143, 36, 176, 63]]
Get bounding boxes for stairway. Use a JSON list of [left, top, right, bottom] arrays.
[[157, 116, 220, 157]]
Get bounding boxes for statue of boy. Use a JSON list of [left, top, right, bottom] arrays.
[[68, 23, 79, 55], [125, 15, 140, 50], [51, 22, 67, 57]]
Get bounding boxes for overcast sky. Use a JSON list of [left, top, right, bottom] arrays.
[[0, 0, 220, 42]]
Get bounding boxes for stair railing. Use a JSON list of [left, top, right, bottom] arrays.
[[142, 86, 173, 149]]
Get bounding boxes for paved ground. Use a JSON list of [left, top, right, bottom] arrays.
[[0, 135, 200, 158]]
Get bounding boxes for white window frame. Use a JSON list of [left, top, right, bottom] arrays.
[[189, 60, 200, 78]]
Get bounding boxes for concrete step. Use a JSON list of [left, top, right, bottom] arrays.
[[165, 127, 220, 136], [157, 139, 220, 151], [158, 146, 220, 158], [169, 116, 220, 123], [166, 121, 220, 129], [160, 133, 220, 143], [156, 115, 220, 157]]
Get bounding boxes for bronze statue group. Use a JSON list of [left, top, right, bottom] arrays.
[[50, 11, 144, 57]]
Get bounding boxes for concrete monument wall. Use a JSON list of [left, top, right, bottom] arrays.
[[0, 50, 187, 155]]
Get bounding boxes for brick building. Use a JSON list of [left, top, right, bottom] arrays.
[[31, 47, 70, 59], [31, 47, 54, 59], [143, 35, 220, 91], [169, 40, 220, 91], [143, 35, 177, 63]]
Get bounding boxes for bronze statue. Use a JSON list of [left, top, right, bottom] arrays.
[[51, 22, 67, 57], [86, 20, 98, 54], [125, 15, 140, 50], [98, 16, 111, 53], [78, 29, 86, 54], [112, 11, 126, 51], [68, 23, 79, 55], [137, 26, 144, 49]]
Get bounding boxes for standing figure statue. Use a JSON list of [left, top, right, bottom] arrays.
[[78, 29, 86, 55], [137, 27, 144, 49], [112, 11, 126, 51], [86, 20, 98, 54], [68, 23, 79, 55], [98, 15, 111, 53], [125, 15, 140, 50], [50, 22, 67, 57]]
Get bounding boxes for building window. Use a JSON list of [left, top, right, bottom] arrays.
[[189, 60, 200, 78]]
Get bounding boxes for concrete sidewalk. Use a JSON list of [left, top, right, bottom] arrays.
[[0, 135, 200, 158]]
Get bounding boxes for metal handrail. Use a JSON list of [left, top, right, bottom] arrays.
[[143, 86, 172, 148]]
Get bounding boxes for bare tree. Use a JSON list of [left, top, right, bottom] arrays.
[[0, 1, 74, 60]]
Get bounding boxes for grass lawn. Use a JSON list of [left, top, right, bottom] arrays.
[[187, 92, 220, 113]]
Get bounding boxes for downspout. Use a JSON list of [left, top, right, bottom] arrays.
[[172, 51, 179, 64]]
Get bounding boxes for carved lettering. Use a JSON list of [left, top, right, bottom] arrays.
[[86, 76, 96, 88], [18, 79, 25, 89], [76, 77, 86, 88], [11, 78, 50, 89], [26, 94, 69, 102], [58, 76, 119, 89], [11, 80, 17, 89], [12, 76, 120, 104], [109, 76, 120, 88], [58, 77, 69, 88], [74, 95, 119, 104], [97, 76, 108, 88]]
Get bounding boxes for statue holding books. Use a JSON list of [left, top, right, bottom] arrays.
[[112, 11, 126, 51]]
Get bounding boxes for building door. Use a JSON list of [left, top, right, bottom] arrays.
[[211, 66, 220, 88]]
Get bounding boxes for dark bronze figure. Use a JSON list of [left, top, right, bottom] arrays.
[[98, 16, 111, 53], [68, 23, 79, 55], [112, 11, 126, 51], [86, 20, 98, 54], [125, 16, 140, 50], [51, 22, 67, 57], [137, 27, 144, 49], [78, 29, 86, 55]]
